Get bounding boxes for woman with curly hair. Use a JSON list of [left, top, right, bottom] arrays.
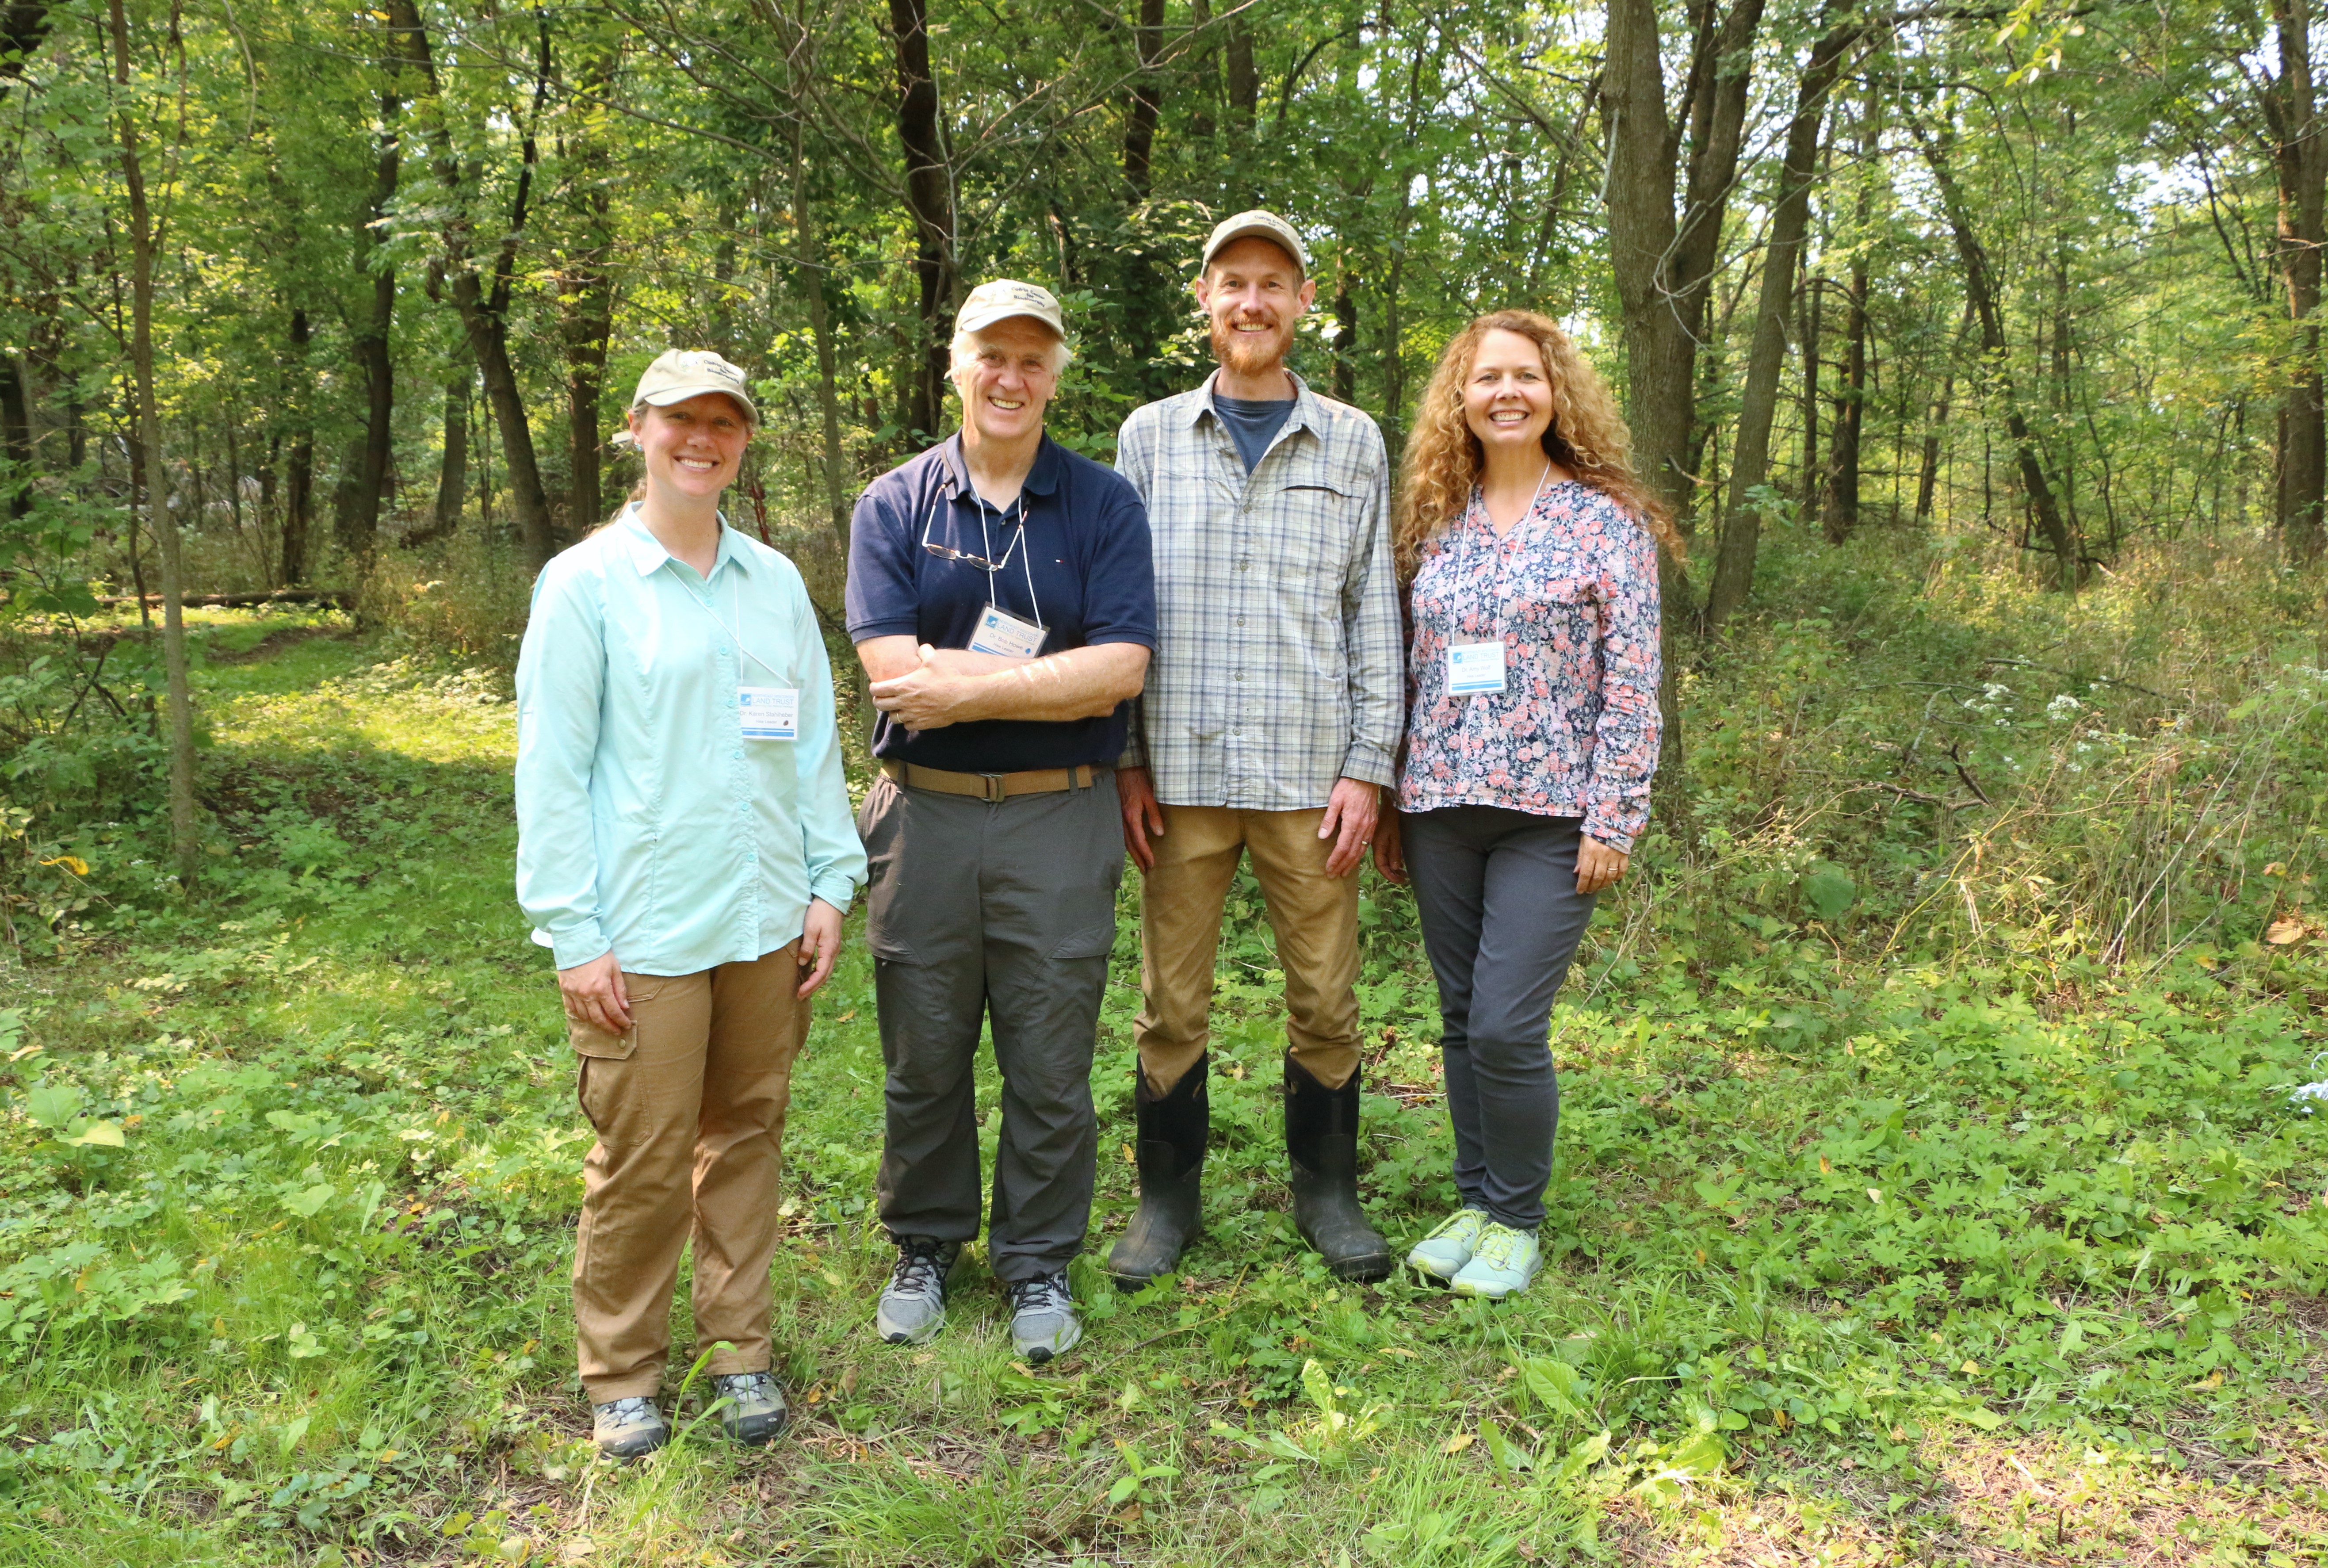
[[1372, 310, 1675, 1298]]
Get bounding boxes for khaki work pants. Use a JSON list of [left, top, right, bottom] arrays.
[[567, 943, 807, 1403], [1135, 805, 1361, 1096]]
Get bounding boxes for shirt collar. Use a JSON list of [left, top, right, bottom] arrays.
[[1183, 368, 1321, 444], [614, 503, 756, 579], [938, 431, 1062, 501]]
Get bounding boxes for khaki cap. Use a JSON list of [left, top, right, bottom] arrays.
[[1200, 210, 1310, 276], [627, 349, 759, 426], [956, 279, 1066, 337]]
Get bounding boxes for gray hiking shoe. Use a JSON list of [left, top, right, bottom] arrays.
[[710, 1371, 788, 1447], [591, 1396, 668, 1460], [1006, 1272, 1082, 1364], [876, 1237, 959, 1346]]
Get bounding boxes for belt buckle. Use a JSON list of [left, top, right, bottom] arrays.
[[979, 773, 1008, 803]]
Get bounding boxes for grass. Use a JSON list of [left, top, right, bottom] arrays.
[[1, 523, 2326, 1564]]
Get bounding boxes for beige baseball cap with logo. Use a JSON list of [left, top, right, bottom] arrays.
[[626, 349, 760, 426], [1200, 210, 1311, 276], [956, 279, 1067, 337]]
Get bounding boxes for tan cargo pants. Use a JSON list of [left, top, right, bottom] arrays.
[[1134, 805, 1361, 1097], [566, 943, 807, 1403]]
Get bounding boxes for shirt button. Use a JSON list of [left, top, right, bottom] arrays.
[[731, 749, 743, 760], [1233, 671, 1243, 682], [1235, 616, 1246, 627], [1236, 560, 1249, 571]]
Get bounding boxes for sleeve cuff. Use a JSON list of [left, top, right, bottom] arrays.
[[1582, 817, 1640, 854], [810, 874, 859, 915], [1339, 743, 1396, 790], [543, 924, 612, 971]]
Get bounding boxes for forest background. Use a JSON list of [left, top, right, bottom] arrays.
[[2, 0, 2328, 1563]]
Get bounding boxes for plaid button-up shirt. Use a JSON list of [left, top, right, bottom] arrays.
[[1115, 371, 1403, 810]]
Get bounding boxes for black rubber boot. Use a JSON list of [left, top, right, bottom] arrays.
[[1284, 1055, 1391, 1282], [1107, 1055, 1208, 1285]]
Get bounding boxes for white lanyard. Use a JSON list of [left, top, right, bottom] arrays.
[[633, 507, 799, 739], [923, 483, 1044, 630], [1446, 464, 1552, 697]]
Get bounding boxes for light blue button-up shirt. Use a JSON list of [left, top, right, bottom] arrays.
[[514, 509, 867, 975]]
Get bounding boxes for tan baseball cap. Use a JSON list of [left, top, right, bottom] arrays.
[[1200, 210, 1310, 276], [956, 279, 1066, 337], [627, 349, 759, 426]]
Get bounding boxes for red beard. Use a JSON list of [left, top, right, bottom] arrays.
[[1210, 314, 1293, 380]]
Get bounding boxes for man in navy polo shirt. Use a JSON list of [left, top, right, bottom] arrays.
[[846, 281, 1155, 1363]]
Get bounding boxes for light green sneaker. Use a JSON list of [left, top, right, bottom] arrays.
[[1406, 1206, 1490, 1284], [1450, 1222, 1541, 1300]]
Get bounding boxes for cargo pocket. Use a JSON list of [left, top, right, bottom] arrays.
[[566, 976, 665, 1060]]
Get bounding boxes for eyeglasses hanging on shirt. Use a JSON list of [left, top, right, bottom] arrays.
[[922, 483, 1048, 659]]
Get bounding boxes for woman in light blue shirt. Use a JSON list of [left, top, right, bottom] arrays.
[[515, 350, 866, 1460]]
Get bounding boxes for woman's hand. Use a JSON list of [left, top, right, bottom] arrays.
[[558, 951, 631, 1036], [1371, 808, 1408, 885], [795, 897, 844, 999], [1576, 835, 1628, 895]]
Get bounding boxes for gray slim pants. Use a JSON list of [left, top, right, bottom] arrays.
[[857, 770, 1122, 1282], [1403, 806, 1599, 1231]]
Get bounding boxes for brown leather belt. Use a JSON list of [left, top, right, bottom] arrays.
[[880, 758, 1101, 803]]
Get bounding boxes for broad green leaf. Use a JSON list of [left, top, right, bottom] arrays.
[[25, 1083, 83, 1130], [63, 1119, 125, 1147]]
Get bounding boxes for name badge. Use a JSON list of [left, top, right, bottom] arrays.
[[738, 687, 799, 740], [967, 603, 1047, 659], [1449, 641, 1508, 695]]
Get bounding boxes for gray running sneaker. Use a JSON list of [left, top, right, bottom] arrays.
[[1006, 1272, 1082, 1364], [591, 1396, 668, 1460], [710, 1371, 788, 1447], [876, 1237, 959, 1346]]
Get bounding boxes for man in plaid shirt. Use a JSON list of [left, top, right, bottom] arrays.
[[1109, 211, 1403, 1285]]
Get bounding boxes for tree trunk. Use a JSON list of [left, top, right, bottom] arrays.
[[1823, 253, 1867, 543], [1800, 268, 1823, 500], [1598, 0, 1767, 809], [793, 138, 851, 559], [400, 0, 558, 569], [2265, 0, 2328, 562], [1704, 11, 1857, 633], [891, 0, 954, 447], [336, 57, 401, 568], [1226, 11, 1258, 125], [559, 43, 619, 535], [0, 352, 31, 516], [283, 307, 315, 585], [1917, 125, 2079, 589], [1123, 0, 1166, 197], [110, 0, 199, 886], [1332, 268, 1359, 405], [1599, 0, 1767, 527], [1915, 299, 1973, 522]]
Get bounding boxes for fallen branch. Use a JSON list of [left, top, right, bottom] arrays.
[[94, 589, 353, 610]]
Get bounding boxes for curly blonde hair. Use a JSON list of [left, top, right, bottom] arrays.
[[1394, 310, 1682, 580]]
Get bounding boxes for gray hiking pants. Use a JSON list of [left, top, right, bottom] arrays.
[[857, 769, 1123, 1282], [1403, 806, 1599, 1231]]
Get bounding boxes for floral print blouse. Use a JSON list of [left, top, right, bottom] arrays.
[[1395, 479, 1663, 851]]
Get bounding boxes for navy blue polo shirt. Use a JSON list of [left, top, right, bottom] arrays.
[[845, 433, 1156, 773]]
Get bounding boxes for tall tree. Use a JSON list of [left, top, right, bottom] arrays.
[[2261, 0, 2328, 561], [1705, 9, 1861, 632], [331, 8, 415, 567], [1915, 117, 2079, 589], [399, 0, 559, 568], [109, 0, 198, 885], [891, 0, 953, 447], [1598, 0, 1768, 528]]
